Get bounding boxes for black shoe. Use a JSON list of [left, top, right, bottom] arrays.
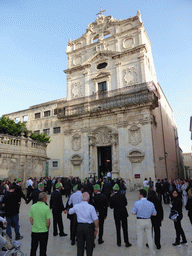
[[172, 242, 181, 247], [71, 241, 75, 246], [180, 241, 188, 245], [146, 243, 149, 248], [117, 243, 121, 247], [156, 245, 161, 249], [98, 240, 104, 244], [60, 233, 67, 237], [53, 233, 58, 236], [125, 242, 132, 247], [15, 235, 23, 240]]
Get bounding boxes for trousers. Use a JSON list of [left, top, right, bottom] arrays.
[[174, 219, 187, 243], [136, 219, 155, 256], [52, 211, 64, 236], [77, 223, 94, 256], [30, 232, 48, 256], [114, 217, 128, 244], [6, 214, 20, 239]]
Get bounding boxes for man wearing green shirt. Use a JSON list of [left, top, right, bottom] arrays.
[[29, 192, 51, 256]]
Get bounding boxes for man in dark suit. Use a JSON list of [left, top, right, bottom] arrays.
[[110, 184, 132, 248], [50, 182, 67, 237], [26, 183, 44, 205], [93, 184, 108, 244]]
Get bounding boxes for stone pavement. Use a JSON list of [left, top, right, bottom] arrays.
[[18, 191, 192, 255]]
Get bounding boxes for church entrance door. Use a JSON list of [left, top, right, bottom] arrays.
[[97, 146, 112, 179]]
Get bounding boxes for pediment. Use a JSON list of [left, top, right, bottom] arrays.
[[93, 72, 111, 80], [83, 51, 117, 65]]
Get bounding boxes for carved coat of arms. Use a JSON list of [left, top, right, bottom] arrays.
[[72, 134, 81, 151], [128, 125, 141, 146]]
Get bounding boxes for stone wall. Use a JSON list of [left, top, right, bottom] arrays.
[[0, 134, 48, 181]]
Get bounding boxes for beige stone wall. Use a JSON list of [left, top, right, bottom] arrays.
[[183, 153, 192, 178], [0, 134, 48, 181], [151, 84, 182, 180]]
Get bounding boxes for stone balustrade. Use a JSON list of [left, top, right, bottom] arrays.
[[57, 81, 159, 119], [0, 134, 48, 180]]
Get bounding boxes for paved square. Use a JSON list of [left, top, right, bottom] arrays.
[[18, 191, 192, 255]]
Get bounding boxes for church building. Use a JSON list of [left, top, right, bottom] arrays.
[[5, 11, 182, 185]]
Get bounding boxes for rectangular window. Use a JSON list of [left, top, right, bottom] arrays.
[[23, 115, 28, 122], [98, 81, 107, 91], [52, 161, 58, 168], [43, 129, 50, 135], [44, 110, 50, 117], [53, 127, 61, 134], [34, 130, 40, 135], [54, 108, 62, 115], [15, 117, 20, 123], [35, 113, 40, 119]]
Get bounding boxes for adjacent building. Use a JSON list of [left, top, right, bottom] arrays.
[[5, 11, 182, 185]]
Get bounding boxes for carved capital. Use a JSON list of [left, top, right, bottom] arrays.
[[140, 116, 153, 125]]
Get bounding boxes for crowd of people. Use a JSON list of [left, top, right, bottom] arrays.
[[0, 175, 192, 256]]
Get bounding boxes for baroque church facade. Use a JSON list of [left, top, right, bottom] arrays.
[[5, 11, 182, 185]]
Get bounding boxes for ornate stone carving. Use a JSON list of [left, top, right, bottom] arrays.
[[72, 133, 81, 151], [64, 129, 72, 135], [123, 66, 138, 86], [127, 151, 144, 163], [128, 125, 141, 146], [95, 128, 112, 146], [71, 82, 83, 98], [73, 55, 82, 66], [140, 115, 153, 125], [123, 38, 134, 49], [70, 154, 83, 166]]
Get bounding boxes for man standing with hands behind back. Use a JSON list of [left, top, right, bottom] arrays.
[[132, 189, 157, 256], [29, 192, 51, 256]]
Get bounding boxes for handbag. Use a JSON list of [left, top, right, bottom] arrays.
[[169, 209, 179, 222]]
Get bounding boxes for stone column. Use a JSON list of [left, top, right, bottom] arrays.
[[111, 133, 119, 179], [115, 61, 122, 89], [89, 136, 96, 177]]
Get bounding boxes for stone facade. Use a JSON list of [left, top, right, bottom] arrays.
[[0, 134, 48, 181], [4, 11, 182, 185]]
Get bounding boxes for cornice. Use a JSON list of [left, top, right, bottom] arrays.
[[64, 64, 91, 74], [112, 44, 147, 59]]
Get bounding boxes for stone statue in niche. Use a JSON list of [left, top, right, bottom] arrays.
[[72, 134, 81, 151], [71, 82, 83, 98], [128, 125, 141, 146], [123, 66, 138, 86]]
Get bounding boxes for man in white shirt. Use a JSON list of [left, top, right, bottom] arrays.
[[68, 184, 83, 245], [143, 178, 149, 194], [69, 192, 99, 256]]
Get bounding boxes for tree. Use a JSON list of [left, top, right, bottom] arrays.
[[0, 116, 50, 143]]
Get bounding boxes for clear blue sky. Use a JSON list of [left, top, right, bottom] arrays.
[[1, 0, 192, 152]]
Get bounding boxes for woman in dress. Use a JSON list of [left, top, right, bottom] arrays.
[[170, 190, 187, 246], [147, 189, 163, 249]]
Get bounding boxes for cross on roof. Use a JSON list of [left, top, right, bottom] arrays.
[[96, 7, 106, 17]]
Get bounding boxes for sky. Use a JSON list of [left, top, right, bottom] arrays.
[[0, 0, 192, 152]]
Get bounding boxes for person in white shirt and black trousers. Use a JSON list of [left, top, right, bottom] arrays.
[[69, 192, 99, 256]]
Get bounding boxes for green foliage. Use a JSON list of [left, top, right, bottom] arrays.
[[0, 116, 50, 143], [0, 116, 27, 136], [30, 132, 51, 144]]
